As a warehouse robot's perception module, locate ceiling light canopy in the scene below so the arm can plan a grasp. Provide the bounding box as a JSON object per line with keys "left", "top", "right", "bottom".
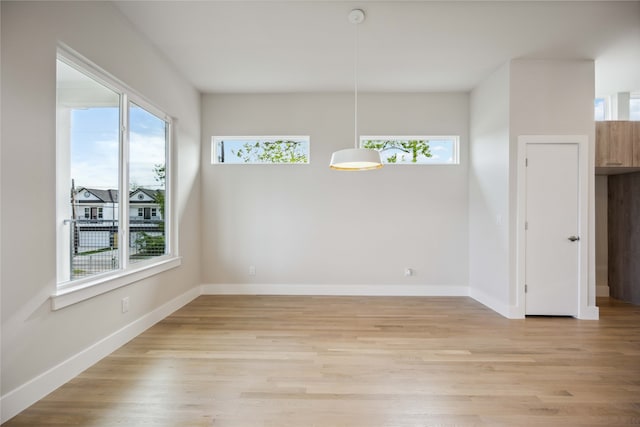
{"left": 329, "top": 9, "right": 383, "bottom": 172}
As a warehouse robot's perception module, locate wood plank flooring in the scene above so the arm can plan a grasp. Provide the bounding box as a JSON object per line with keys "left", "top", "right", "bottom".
{"left": 4, "top": 296, "right": 640, "bottom": 426}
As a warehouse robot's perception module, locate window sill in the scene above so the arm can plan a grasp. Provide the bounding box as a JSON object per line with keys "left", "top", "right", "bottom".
{"left": 51, "top": 256, "right": 182, "bottom": 310}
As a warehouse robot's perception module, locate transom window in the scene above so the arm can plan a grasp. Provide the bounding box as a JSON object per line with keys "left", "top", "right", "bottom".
{"left": 361, "top": 136, "right": 459, "bottom": 165}
{"left": 595, "top": 93, "right": 640, "bottom": 121}
{"left": 212, "top": 136, "right": 310, "bottom": 164}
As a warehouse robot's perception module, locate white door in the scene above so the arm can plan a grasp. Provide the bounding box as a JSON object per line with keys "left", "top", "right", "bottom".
{"left": 525, "top": 143, "right": 580, "bottom": 316}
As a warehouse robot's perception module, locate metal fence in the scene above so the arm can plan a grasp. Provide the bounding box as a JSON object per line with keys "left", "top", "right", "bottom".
{"left": 67, "top": 219, "right": 165, "bottom": 280}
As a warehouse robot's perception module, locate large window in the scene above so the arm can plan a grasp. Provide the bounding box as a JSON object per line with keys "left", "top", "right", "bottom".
{"left": 212, "top": 136, "right": 310, "bottom": 164}
{"left": 361, "top": 136, "right": 459, "bottom": 165}
{"left": 56, "top": 50, "right": 173, "bottom": 293}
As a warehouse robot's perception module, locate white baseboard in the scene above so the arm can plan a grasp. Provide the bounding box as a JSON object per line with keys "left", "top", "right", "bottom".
{"left": 596, "top": 285, "right": 610, "bottom": 297}
{"left": 201, "top": 283, "right": 469, "bottom": 297}
{"left": 578, "top": 305, "right": 600, "bottom": 320}
{"left": 469, "top": 287, "right": 523, "bottom": 319}
{"left": 0, "top": 286, "right": 201, "bottom": 424}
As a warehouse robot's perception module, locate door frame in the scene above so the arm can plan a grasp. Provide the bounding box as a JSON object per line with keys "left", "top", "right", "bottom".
{"left": 515, "top": 135, "right": 594, "bottom": 319}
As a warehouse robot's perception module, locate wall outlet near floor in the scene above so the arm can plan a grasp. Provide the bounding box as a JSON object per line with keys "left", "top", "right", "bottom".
{"left": 249, "top": 265, "right": 256, "bottom": 276}
{"left": 404, "top": 268, "right": 413, "bottom": 277}
{"left": 121, "top": 296, "right": 130, "bottom": 313}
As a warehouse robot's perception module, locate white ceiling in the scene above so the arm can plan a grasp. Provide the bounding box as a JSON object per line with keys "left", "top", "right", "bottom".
{"left": 114, "top": 1, "right": 640, "bottom": 97}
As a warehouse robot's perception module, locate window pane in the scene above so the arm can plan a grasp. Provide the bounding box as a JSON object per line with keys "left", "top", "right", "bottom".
{"left": 213, "top": 136, "right": 310, "bottom": 164}
{"left": 57, "top": 59, "right": 120, "bottom": 281}
{"left": 128, "top": 103, "right": 167, "bottom": 263}
{"left": 361, "top": 136, "right": 459, "bottom": 164}
{"left": 594, "top": 98, "right": 606, "bottom": 121}
{"left": 630, "top": 97, "right": 640, "bottom": 121}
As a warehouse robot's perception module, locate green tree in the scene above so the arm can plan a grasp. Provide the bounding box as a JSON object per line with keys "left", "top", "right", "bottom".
{"left": 233, "top": 140, "right": 308, "bottom": 163}
{"left": 153, "top": 164, "right": 165, "bottom": 219}
{"left": 362, "top": 139, "right": 432, "bottom": 163}
{"left": 134, "top": 232, "right": 165, "bottom": 257}
{"left": 134, "top": 163, "right": 165, "bottom": 258}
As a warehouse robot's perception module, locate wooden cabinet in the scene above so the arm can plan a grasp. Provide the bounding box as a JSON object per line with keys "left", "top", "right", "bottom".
{"left": 608, "top": 171, "right": 640, "bottom": 305}
{"left": 596, "top": 121, "right": 635, "bottom": 167}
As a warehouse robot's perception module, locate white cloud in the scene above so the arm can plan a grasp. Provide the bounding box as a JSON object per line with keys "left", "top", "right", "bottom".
{"left": 71, "top": 132, "right": 165, "bottom": 189}
{"left": 129, "top": 132, "right": 166, "bottom": 188}
{"left": 71, "top": 138, "right": 119, "bottom": 189}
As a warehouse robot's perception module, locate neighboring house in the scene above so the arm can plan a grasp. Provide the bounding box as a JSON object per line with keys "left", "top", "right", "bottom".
{"left": 129, "top": 188, "right": 163, "bottom": 222}
{"left": 72, "top": 187, "right": 164, "bottom": 253}
{"left": 74, "top": 187, "right": 163, "bottom": 222}
{"left": 74, "top": 187, "right": 119, "bottom": 222}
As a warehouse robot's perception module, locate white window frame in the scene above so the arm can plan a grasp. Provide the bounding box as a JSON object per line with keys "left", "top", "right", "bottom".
{"left": 360, "top": 135, "right": 460, "bottom": 165}
{"left": 53, "top": 46, "right": 180, "bottom": 310}
{"left": 211, "top": 136, "right": 311, "bottom": 164}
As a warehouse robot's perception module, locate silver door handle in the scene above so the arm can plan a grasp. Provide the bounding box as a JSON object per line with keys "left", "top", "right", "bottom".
{"left": 568, "top": 236, "right": 580, "bottom": 242}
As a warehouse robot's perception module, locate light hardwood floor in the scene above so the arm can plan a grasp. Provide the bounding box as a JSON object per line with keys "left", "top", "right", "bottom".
{"left": 4, "top": 296, "right": 640, "bottom": 426}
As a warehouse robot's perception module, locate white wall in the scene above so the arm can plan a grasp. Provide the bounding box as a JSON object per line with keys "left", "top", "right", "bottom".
{"left": 509, "top": 59, "right": 597, "bottom": 315}
{"left": 1, "top": 0, "right": 201, "bottom": 417}
{"left": 201, "top": 93, "right": 469, "bottom": 291}
{"left": 469, "top": 59, "right": 597, "bottom": 318}
{"left": 468, "top": 63, "right": 511, "bottom": 314}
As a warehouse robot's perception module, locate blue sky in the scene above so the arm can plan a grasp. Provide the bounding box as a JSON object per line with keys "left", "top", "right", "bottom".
{"left": 71, "top": 106, "right": 166, "bottom": 190}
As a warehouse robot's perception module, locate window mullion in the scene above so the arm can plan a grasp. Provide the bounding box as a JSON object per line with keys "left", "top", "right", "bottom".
{"left": 120, "top": 94, "right": 130, "bottom": 271}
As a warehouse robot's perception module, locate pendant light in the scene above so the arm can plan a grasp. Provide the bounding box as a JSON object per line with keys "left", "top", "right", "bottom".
{"left": 329, "top": 9, "right": 383, "bottom": 171}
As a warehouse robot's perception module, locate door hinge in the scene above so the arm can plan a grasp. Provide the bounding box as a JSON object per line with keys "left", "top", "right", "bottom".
{"left": 525, "top": 221, "right": 528, "bottom": 230}
{"left": 525, "top": 284, "right": 528, "bottom": 293}
{"left": 525, "top": 158, "right": 528, "bottom": 167}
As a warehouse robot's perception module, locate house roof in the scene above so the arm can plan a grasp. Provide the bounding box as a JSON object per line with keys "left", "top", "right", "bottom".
{"left": 130, "top": 188, "right": 164, "bottom": 200}
{"left": 76, "top": 188, "right": 164, "bottom": 203}
{"left": 76, "top": 188, "right": 118, "bottom": 203}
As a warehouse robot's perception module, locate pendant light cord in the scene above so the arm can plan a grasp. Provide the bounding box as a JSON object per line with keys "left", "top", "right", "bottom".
{"left": 354, "top": 17, "right": 359, "bottom": 149}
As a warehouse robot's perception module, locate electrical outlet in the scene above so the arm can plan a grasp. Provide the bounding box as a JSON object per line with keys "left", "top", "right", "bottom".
{"left": 404, "top": 268, "right": 413, "bottom": 277}
{"left": 249, "top": 265, "right": 256, "bottom": 276}
{"left": 121, "top": 297, "right": 130, "bottom": 313}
